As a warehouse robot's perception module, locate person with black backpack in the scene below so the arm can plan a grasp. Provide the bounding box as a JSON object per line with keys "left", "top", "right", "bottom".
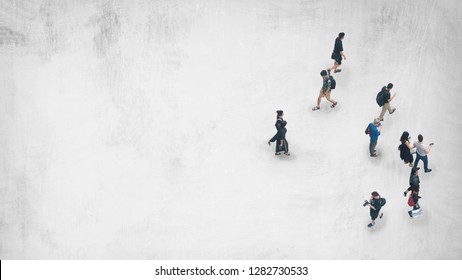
{"left": 399, "top": 131, "right": 415, "bottom": 167}
{"left": 376, "top": 83, "right": 396, "bottom": 121}
{"left": 363, "top": 191, "right": 386, "bottom": 228}
{"left": 312, "top": 70, "right": 337, "bottom": 111}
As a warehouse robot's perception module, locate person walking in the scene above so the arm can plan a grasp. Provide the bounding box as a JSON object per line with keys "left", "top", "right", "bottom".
{"left": 367, "top": 118, "right": 382, "bottom": 157}
{"left": 377, "top": 83, "right": 397, "bottom": 121}
{"left": 268, "top": 110, "right": 284, "bottom": 146}
{"left": 414, "top": 134, "right": 434, "bottom": 173}
{"left": 406, "top": 167, "right": 422, "bottom": 217}
{"left": 399, "top": 131, "right": 415, "bottom": 167}
{"left": 312, "top": 70, "right": 337, "bottom": 111}
{"left": 275, "top": 120, "right": 290, "bottom": 156}
{"left": 404, "top": 167, "right": 420, "bottom": 197}
{"left": 328, "top": 32, "right": 346, "bottom": 74}
{"left": 363, "top": 191, "right": 385, "bottom": 228}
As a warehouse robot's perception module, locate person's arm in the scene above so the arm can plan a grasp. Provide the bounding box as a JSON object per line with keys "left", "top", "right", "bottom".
{"left": 340, "top": 50, "right": 346, "bottom": 60}
{"left": 406, "top": 140, "right": 414, "bottom": 149}
{"left": 364, "top": 197, "right": 376, "bottom": 210}
{"left": 425, "top": 143, "right": 434, "bottom": 154}
{"left": 388, "top": 93, "right": 397, "bottom": 102}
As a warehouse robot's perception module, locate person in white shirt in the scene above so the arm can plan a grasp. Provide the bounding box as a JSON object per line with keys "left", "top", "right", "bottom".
{"left": 414, "top": 134, "right": 434, "bottom": 173}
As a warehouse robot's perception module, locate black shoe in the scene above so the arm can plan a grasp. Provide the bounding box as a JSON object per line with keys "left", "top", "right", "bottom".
{"left": 370, "top": 154, "right": 378, "bottom": 157}
{"left": 275, "top": 152, "right": 282, "bottom": 155}
{"left": 284, "top": 152, "right": 290, "bottom": 156}
{"left": 390, "top": 108, "right": 396, "bottom": 114}
{"left": 334, "top": 69, "right": 342, "bottom": 73}
{"left": 268, "top": 141, "right": 271, "bottom": 146}
{"left": 408, "top": 210, "right": 413, "bottom": 218}
{"left": 327, "top": 69, "right": 331, "bottom": 75}
{"left": 425, "top": 169, "right": 432, "bottom": 173}
{"left": 367, "top": 223, "right": 374, "bottom": 228}
{"left": 379, "top": 118, "right": 384, "bottom": 121}
{"left": 403, "top": 191, "right": 407, "bottom": 197}
{"left": 379, "top": 213, "right": 383, "bottom": 219}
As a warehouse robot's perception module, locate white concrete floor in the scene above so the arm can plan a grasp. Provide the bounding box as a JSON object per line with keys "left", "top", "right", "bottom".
{"left": 1, "top": 0, "right": 461, "bottom": 259}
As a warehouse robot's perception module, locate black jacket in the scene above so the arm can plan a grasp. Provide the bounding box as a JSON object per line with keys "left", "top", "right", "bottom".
{"left": 381, "top": 87, "right": 391, "bottom": 104}
{"left": 333, "top": 37, "right": 343, "bottom": 54}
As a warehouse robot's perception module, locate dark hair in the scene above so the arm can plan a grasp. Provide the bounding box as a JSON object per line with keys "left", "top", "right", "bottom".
{"left": 320, "top": 70, "right": 328, "bottom": 76}
{"left": 411, "top": 167, "right": 420, "bottom": 175}
{"left": 371, "top": 191, "right": 379, "bottom": 197}
{"left": 418, "top": 134, "right": 423, "bottom": 142}
{"left": 276, "top": 110, "right": 283, "bottom": 117}
{"left": 339, "top": 32, "right": 345, "bottom": 39}
{"left": 400, "top": 131, "right": 410, "bottom": 144}
{"left": 387, "top": 83, "right": 394, "bottom": 89}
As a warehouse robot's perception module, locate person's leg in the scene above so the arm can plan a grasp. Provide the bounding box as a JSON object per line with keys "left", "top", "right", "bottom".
{"left": 404, "top": 186, "right": 410, "bottom": 196}
{"left": 387, "top": 103, "right": 394, "bottom": 114}
{"left": 329, "top": 54, "right": 340, "bottom": 71}
{"left": 414, "top": 153, "right": 421, "bottom": 168}
{"left": 379, "top": 103, "right": 389, "bottom": 120}
{"left": 369, "top": 140, "right": 377, "bottom": 156}
{"left": 284, "top": 139, "right": 289, "bottom": 154}
{"left": 325, "top": 90, "right": 336, "bottom": 104}
{"left": 422, "top": 155, "right": 429, "bottom": 171}
{"left": 316, "top": 90, "right": 324, "bottom": 107}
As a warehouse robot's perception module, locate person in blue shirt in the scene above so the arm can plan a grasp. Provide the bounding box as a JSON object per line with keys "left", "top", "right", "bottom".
{"left": 368, "top": 118, "right": 382, "bottom": 157}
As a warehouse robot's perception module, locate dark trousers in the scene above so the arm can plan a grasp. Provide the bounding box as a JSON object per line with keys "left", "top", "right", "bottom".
{"left": 369, "top": 140, "right": 377, "bottom": 156}
{"left": 414, "top": 153, "right": 429, "bottom": 171}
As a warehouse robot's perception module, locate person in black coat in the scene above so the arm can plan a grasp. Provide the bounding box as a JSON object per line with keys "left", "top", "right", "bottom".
{"left": 399, "top": 131, "right": 415, "bottom": 167}
{"left": 268, "top": 110, "right": 284, "bottom": 145}
{"left": 328, "top": 32, "right": 347, "bottom": 73}
{"left": 404, "top": 167, "right": 420, "bottom": 197}
{"left": 364, "top": 191, "right": 383, "bottom": 228}
{"left": 275, "top": 120, "right": 289, "bottom": 156}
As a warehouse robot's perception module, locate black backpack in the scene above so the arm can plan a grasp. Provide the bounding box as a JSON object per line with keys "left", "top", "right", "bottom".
{"left": 376, "top": 91, "right": 385, "bottom": 107}
{"left": 380, "top": 197, "right": 386, "bottom": 206}
{"left": 329, "top": 76, "right": 336, "bottom": 90}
